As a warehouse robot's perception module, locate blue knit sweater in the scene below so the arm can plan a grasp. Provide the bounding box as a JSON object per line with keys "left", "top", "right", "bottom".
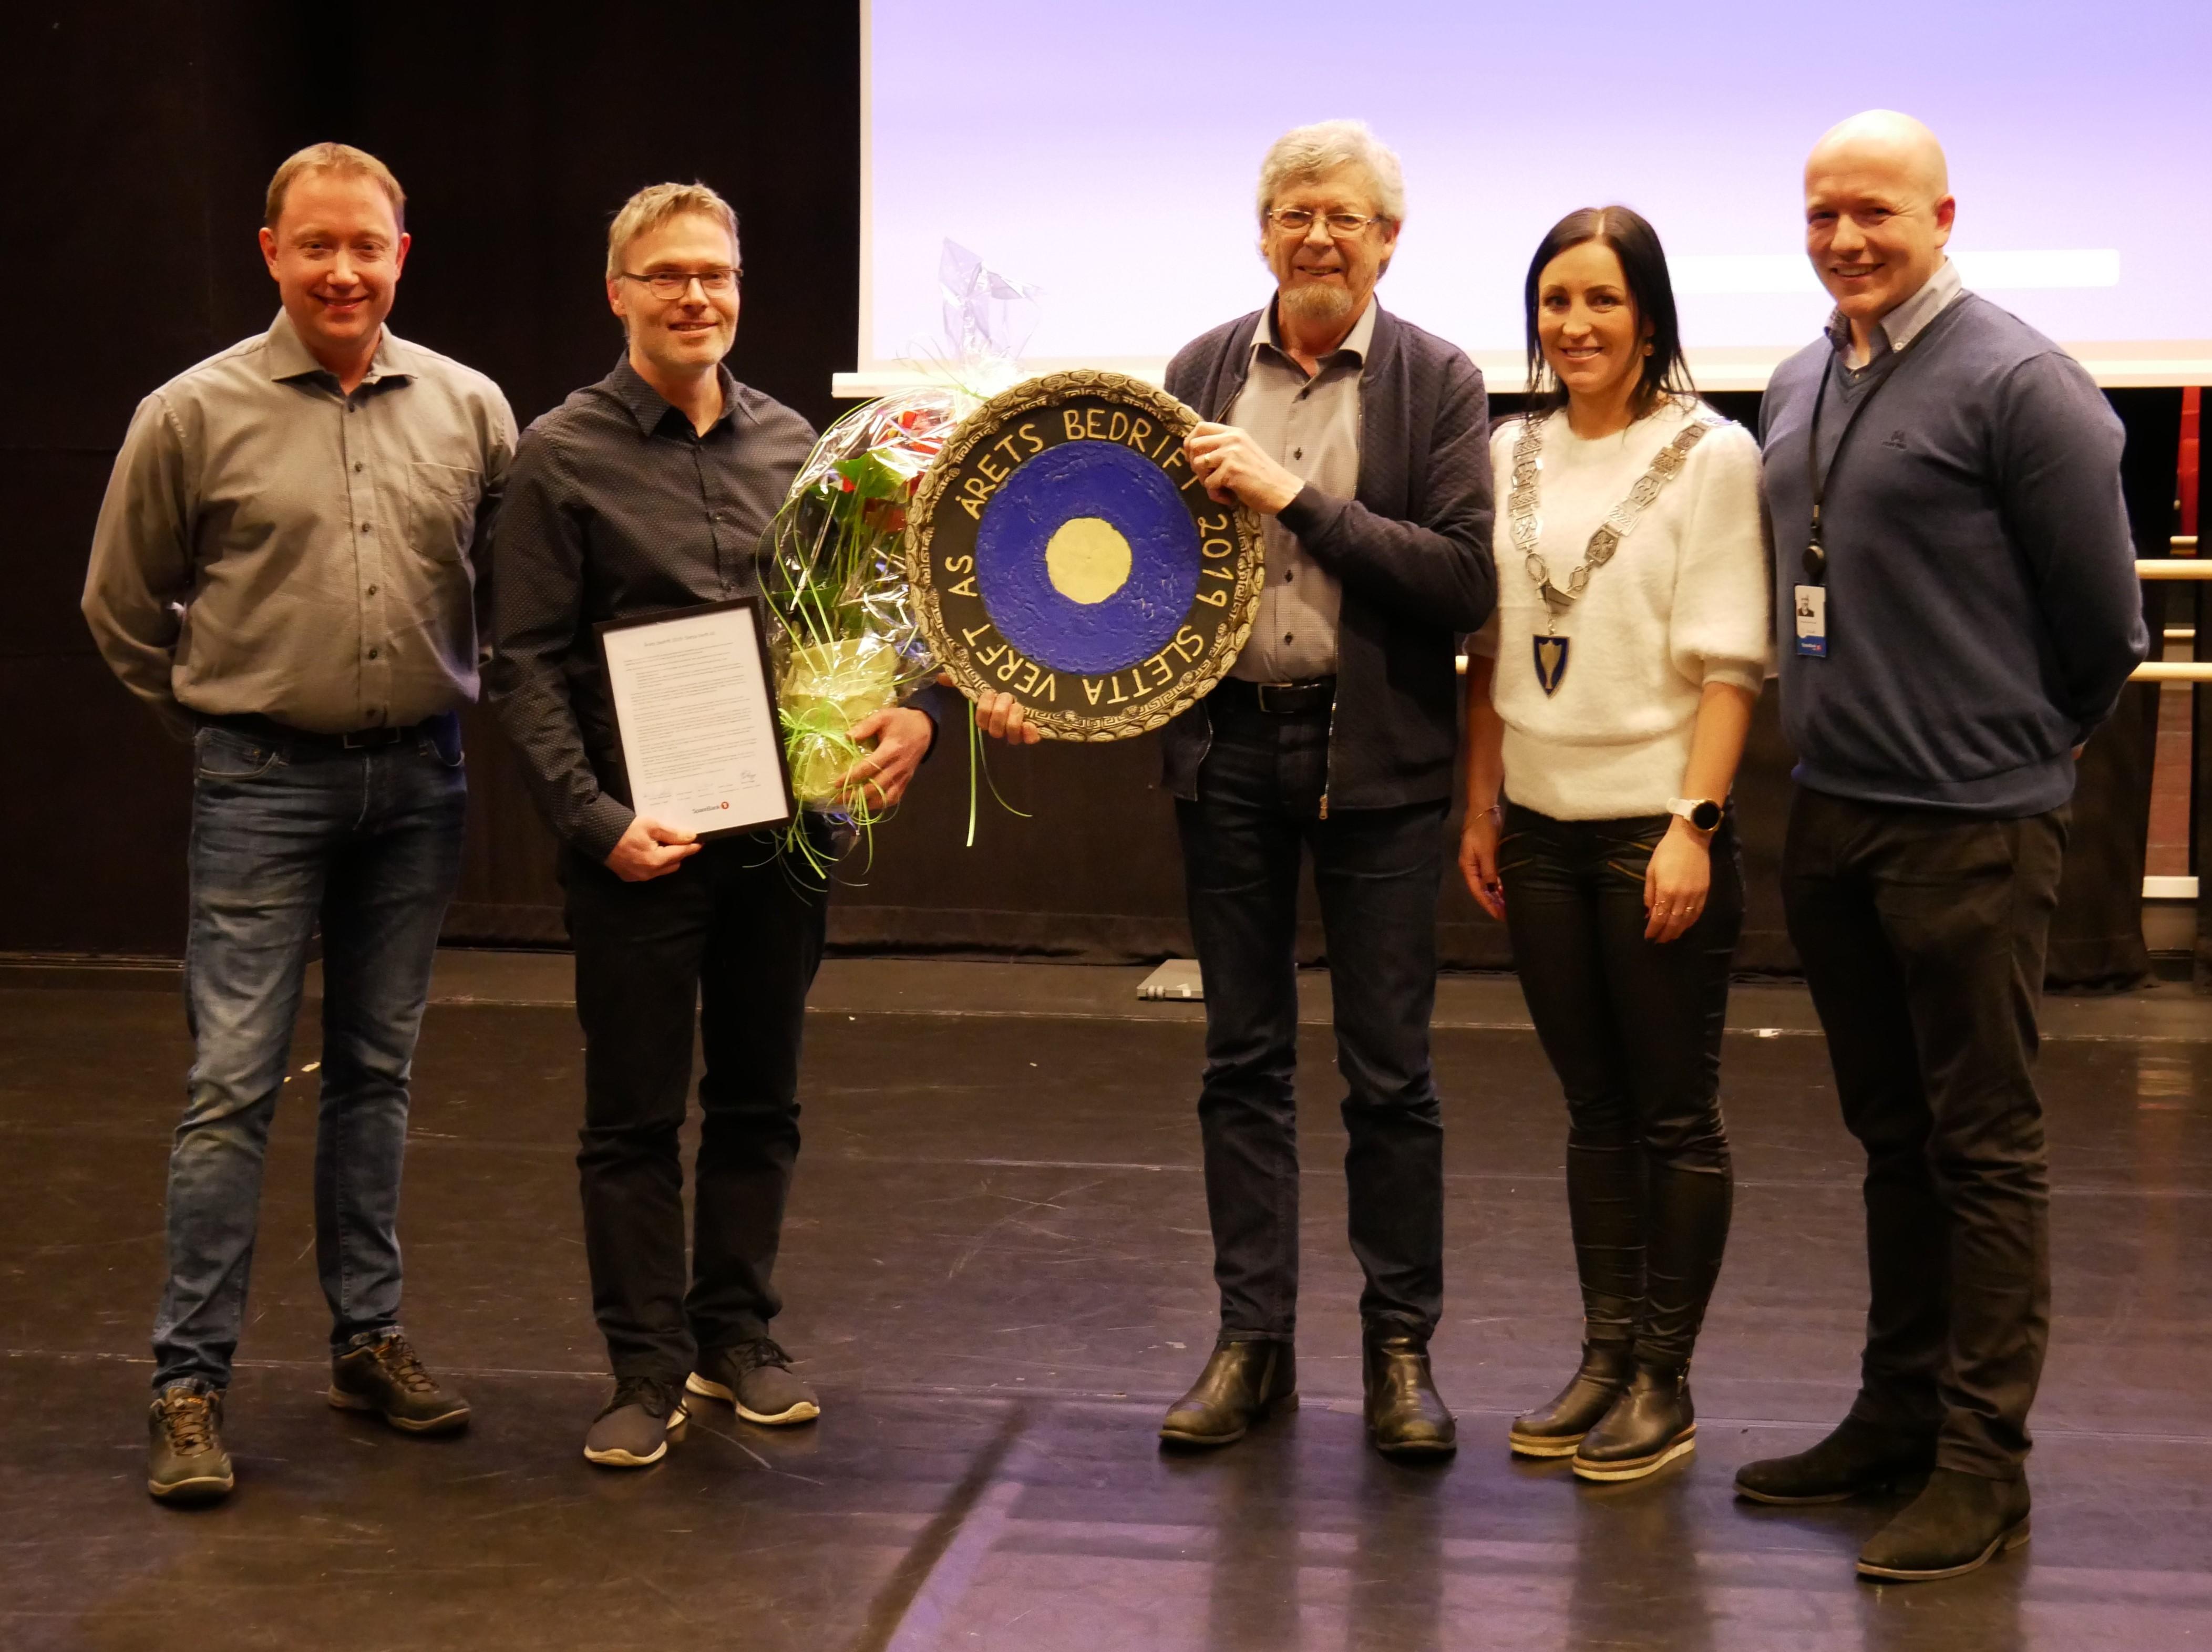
{"left": 1760, "top": 293, "right": 2148, "bottom": 816}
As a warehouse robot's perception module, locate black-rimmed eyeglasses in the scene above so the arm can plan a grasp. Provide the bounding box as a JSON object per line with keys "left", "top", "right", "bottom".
{"left": 618, "top": 267, "right": 740, "bottom": 300}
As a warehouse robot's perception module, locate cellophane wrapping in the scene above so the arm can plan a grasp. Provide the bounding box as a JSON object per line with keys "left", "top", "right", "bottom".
{"left": 757, "top": 242, "right": 1038, "bottom": 847}
{"left": 760, "top": 388, "right": 974, "bottom": 815}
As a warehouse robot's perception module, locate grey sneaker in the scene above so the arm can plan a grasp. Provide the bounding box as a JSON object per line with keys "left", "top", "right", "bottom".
{"left": 329, "top": 1329, "right": 470, "bottom": 1433}
{"left": 148, "top": 1380, "right": 234, "bottom": 1504}
{"left": 583, "top": 1375, "right": 689, "bottom": 1468}
{"left": 686, "top": 1338, "right": 820, "bottom": 1426}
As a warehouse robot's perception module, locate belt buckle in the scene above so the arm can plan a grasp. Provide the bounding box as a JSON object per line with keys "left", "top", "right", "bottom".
{"left": 1254, "top": 682, "right": 1291, "bottom": 714}
{"left": 341, "top": 727, "right": 399, "bottom": 750}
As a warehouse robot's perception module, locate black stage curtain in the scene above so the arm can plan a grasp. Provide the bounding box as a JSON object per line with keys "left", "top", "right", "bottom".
{"left": 0, "top": 5, "right": 2177, "bottom": 989}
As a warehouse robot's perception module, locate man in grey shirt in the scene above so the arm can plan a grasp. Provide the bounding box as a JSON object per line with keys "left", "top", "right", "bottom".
{"left": 83, "top": 142, "right": 516, "bottom": 1505}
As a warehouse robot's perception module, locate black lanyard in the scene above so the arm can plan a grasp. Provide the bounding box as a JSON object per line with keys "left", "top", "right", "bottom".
{"left": 1802, "top": 350, "right": 1904, "bottom": 584}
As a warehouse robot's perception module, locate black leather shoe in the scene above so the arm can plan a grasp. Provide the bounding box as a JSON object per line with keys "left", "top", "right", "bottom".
{"left": 1159, "top": 1339, "right": 1296, "bottom": 1448}
{"left": 1509, "top": 1343, "right": 1634, "bottom": 1458}
{"left": 1363, "top": 1334, "right": 1456, "bottom": 1459}
{"left": 1571, "top": 1362, "right": 1694, "bottom": 1481}
{"left": 1735, "top": 1416, "right": 1938, "bottom": 1505}
{"left": 1856, "top": 1468, "right": 2031, "bottom": 1582}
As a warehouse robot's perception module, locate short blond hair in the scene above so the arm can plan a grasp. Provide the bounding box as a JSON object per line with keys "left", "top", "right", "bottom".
{"left": 264, "top": 142, "right": 406, "bottom": 231}
{"left": 1256, "top": 120, "right": 1405, "bottom": 225}
{"left": 606, "top": 182, "right": 742, "bottom": 278}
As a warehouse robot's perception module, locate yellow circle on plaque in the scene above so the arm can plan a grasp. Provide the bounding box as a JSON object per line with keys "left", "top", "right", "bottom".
{"left": 1045, "top": 517, "right": 1133, "bottom": 605}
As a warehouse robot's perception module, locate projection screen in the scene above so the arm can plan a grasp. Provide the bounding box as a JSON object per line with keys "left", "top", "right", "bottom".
{"left": 849, "top": 0, "right": 2211, "bottom": 396}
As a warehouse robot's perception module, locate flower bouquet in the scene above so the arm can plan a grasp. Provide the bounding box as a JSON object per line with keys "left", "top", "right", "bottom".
{"left": 757, "top": 243, "right": 1040, "bottom": 868}
{"left": 760, "top": 387, "right": 971, "bottom": 860}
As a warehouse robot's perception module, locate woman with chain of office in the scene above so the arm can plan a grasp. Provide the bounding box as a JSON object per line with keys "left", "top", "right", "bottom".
{"left": 1459, "top": 204, "right": 1772, "bottom": 1482}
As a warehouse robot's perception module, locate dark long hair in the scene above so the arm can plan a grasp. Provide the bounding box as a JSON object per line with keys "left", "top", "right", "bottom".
{"left": 1522, "top": 205, "right": 1695, "bottom": 419}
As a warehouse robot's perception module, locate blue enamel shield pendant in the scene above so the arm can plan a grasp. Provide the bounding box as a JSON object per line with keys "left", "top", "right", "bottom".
{"left": 1532, "top": 634, "right": 1570, "bottom": 696}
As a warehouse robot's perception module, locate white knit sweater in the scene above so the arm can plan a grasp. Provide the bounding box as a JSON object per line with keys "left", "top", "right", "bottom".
{"left": 1472, "top": 399, "right": 1771, "bottom": 821}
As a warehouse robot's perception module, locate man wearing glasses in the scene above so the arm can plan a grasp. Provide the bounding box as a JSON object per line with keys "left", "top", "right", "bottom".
{"left": 487, "top": 182, "right": 942, "bottom": 1467}
{"left": 1147, "top": 120, "right": 1496, "bottom": 1458}
{"left": 84, "top": 142, "right": 515, "bottom": 1503}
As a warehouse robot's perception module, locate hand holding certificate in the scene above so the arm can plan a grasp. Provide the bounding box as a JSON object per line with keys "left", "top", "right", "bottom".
{"left": 598, "top": 598, "right": 795, "bottom": 842}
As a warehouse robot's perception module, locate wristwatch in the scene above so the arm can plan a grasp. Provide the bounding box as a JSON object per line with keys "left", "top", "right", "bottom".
{"left": 1668, "top": 797, "right": 1723, "bottom": 833}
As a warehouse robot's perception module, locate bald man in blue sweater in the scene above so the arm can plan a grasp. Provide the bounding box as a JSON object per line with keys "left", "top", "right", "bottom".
{"left": 1736, "top": 111, "right": 2148, "bottom": 1583}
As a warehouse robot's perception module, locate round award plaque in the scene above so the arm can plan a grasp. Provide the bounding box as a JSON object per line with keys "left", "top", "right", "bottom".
{"left": 907, "top": 370, "right": 1264, "bottom": 740}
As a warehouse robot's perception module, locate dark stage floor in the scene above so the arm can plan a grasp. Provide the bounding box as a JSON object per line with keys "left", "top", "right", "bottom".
{"left": 4, "top": 957, "right": 2210, "bottom": 1650}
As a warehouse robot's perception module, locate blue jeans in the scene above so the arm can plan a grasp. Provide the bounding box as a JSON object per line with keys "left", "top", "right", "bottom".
{"left": 151, "top": 721, "right": 466, "bottom": 1390}
{"left": 1175, "top": 691, "right": 1449, "bottom": 1341}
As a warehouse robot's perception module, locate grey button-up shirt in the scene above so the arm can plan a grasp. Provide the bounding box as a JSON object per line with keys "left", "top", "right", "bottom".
{"left": 1223, "top": 298, "right": 1375, "bottom": 682}
{"left": 83, "top": 311, "right": 517, "bottom": 737}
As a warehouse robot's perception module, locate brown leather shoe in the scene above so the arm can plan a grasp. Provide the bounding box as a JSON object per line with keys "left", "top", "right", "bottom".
{"left": 1364, "top": 1333, "right": 1457, "bottom": 1459}
{"left": 1159, "top": 1339, "right": 1297, "bottom": 1448}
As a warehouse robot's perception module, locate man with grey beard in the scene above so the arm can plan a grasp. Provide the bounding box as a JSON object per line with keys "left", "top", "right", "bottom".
{"left": 1144, "top": 119, "right": 1495, "bottom": 1459}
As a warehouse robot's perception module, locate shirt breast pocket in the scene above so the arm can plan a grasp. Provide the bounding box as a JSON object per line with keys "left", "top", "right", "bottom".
{"left": 409, "top": 461, "right": 483, "bottom": 561}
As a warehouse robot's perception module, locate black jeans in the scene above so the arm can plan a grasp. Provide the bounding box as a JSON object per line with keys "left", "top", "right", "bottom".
{"left": 1175, "top": 692, "right": 1449, "bottom": 1341}
{"left": 561, "top": 834, "right": 828, "bottom": 1383}
{"left": 1498, "top": 803, "right": 1740, "bottom": 1367}
{"left": 1782, "top": 787, "right": 2068, "bottom": 1479}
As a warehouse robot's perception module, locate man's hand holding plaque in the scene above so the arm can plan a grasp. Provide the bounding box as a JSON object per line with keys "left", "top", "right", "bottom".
{"left": 1185, "top": 422, "right": 1305, "bottom": 515}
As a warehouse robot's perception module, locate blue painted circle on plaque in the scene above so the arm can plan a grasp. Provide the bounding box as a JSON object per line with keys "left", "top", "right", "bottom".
{"left": 974, "top": 441, "right": 1202, "bottom": 675}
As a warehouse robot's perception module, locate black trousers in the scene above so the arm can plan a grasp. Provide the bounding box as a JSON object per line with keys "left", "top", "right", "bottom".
{"left": 1175, "top": 693, "right": 1449, "bottom": 1341}
{"left": 1498, "top": 803, "right": 1739, "bottom": 1367}
{"left": 562, "top": 835, "right": 828, "bottom": 1382}
{"left": 1781, "top": 787, "right": 2068, "bottom": 1479}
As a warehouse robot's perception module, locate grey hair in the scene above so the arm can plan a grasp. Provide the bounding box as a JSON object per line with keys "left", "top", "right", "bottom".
{"left": 1254, "top": 120, "right": 1406, "bottom": 224}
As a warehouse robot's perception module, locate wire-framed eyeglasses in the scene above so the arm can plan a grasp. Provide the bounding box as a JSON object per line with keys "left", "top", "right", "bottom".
{"left": 1264, "top": 208, "right": 1384, "bottom": 238}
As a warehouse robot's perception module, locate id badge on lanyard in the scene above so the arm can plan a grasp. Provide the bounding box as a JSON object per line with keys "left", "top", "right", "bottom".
{"left": 1799, "top": 347, "right": 1908, "bottom": 663}
{"left": 1793, "top": 585, "right": 1827, "bottom": 657}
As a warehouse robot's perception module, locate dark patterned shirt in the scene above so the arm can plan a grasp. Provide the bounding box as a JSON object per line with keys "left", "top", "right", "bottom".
{"left": 485, "top": 356, "right": 819, "bottom": 860}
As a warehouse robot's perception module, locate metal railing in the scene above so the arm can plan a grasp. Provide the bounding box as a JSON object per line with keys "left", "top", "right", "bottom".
{"left": 2137, "top": 550, "right": 2210, "bottom": 683}
{"left": 2141, "top": 541, "right": 2204, "bottom": 920}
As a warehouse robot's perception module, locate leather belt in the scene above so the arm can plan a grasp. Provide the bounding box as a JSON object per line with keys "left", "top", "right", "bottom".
{"left": 201, "top": 711, "right": 456, "bottom": 758}
{"left": 1216, "top": 676, "right": 1336, "bottom": 717}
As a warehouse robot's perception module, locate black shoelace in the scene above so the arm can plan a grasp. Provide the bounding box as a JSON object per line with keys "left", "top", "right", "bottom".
{"left": 736, "top": 1338, "right": 793, "bottom": 1374}
{"left": 608, "top": 1374, "right": 683, "bottom": 1420}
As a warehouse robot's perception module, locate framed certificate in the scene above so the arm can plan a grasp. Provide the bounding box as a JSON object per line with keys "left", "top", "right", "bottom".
{"left": 596, "top": 597, "right": 794, "bottom": 840}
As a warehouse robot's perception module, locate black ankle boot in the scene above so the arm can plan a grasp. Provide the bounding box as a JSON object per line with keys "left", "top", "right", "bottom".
{"left": 1509, "top": 1343, "right": 1635, "bottom": 1458}
{"left": 1363, "top": 1332, "right": 1456, "bottom": 1459}
{"left": 1159, "top": 1339, "right": 1295, "bottom": 1448}
{"left": 1856, "top": 1468, "right": 2031, "bottom": 1582}
{"left": 1734, "top": 1416, "right": 1938, "bottom": 1505}
{"left": 1571, "top": 1362, "right": 1694, "bottom": 1481}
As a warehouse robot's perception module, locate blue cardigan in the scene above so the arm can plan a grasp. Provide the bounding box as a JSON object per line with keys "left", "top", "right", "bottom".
{"left": 1160, "top": 303, "right": 1496, "bottom": 809}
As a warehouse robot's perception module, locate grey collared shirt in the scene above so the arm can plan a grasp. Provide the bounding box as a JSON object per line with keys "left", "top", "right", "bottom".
{"left": 1223, "top": 298, "right": 1376, "bottom": 682}
{"left": 1825, "top": 257, "right": 1964, "bottom": 377}
{"left": 83, "top": 311, "right": 517, "bottom": 737}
